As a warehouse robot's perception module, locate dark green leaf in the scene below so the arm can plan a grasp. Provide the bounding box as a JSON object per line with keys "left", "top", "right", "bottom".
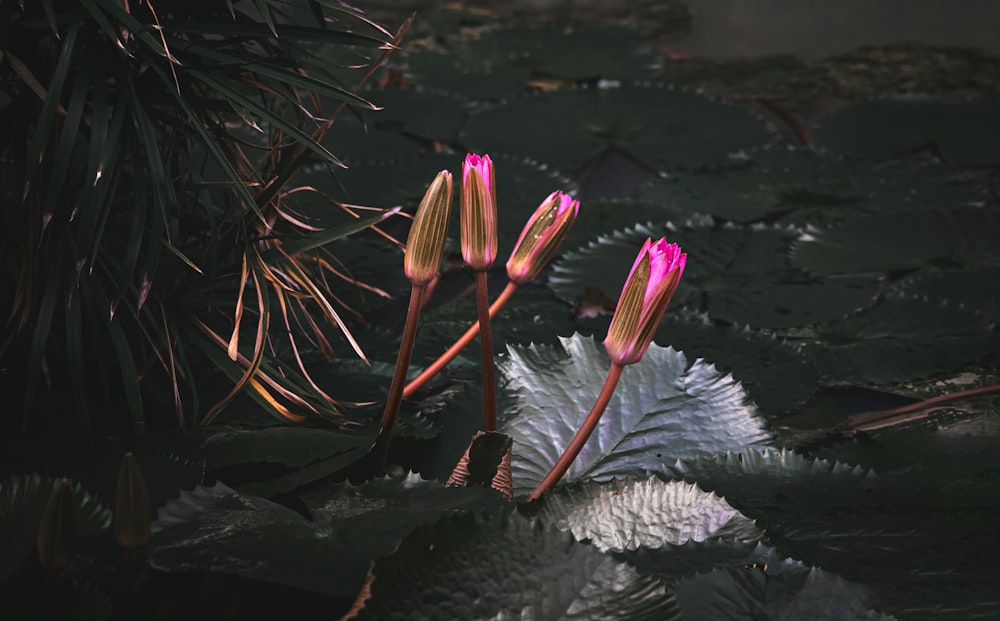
{"left": 800, "top": 295, "right": 1000, "bottom": 386}
{"left": 350, "top": 512, "right": 682, "bottom": 620}
{"left": 791, "top": 208, "right": 1000, "bottom": 274}
{"left": 461, "top": 85, "right": 775, "bottom": 173}
{"left": 811, "top": 98, "right": 1000, "bottom": 166}
{"left": 149, "top": 474, "right": 505, "bottom": 598}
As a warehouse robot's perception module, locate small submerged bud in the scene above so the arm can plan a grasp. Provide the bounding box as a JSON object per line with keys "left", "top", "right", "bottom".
{"left": 37, "top": 479, "right": 76, "bottom": 572}
{"left": 114, "top": 452, "right": 151, "bottom": 549}
{"left": 506, "top": 191, "right": 579, "bottom": 285}
{"left": 460, "top": 153, "right": 498, "bottom": 270}
{"left": 404, "top": 170, "right": 454, "bottom": 285}
{"left": 604, "top": 238, "right": 686, "bottom": 366}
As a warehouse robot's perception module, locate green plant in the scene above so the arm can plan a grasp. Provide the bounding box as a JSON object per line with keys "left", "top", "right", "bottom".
{"left": 0, "top": 0, "right": 408, "bottom": 433}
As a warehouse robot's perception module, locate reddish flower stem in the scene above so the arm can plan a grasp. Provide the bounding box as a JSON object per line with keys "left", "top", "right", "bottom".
{"left": 845, "top": 384, "right": 1000, "bottom": 431}
{"left": 402, "top": 281, "right": 517, "bottom": 400}
{"left": 372, "top": 283, "right": 426, "bottom": 473}
{"left": 476, "top": 270, "right": 498, "bottom": 432}
{"left": 527, "top": 362, "right": 625, "bottom": 502}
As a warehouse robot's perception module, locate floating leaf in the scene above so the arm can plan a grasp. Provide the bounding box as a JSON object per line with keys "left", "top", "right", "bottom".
{"left": 791, "top": 207, "right": 1000, "bottom": 275}
{"left": 531, "top": 478, "right": 761, "bottom": 553}
{"left": 640, "top": 147, "right": 984, "bottom": 224}
{"left": 149, "top": 474, "right": 505, "bottom": 598}
{"left": 400, "top": 23, "right": 662, "bottom": 99}
{"left": 551, "top": 222, "right": 882, "bottom": 328}
{"left": 892, "top": 266, "right": 1000, "bottom": 321}
{"left": 348, "top": 512, "right": 682, "bottom": 620}
{"left": 674, "top": 564, "right": 897, "bottom": 620}
{"left": 811, "top": 97, "right": 1000, "bottom": 166}
{"left": 499, "top": 334, "right": 771, "bottom": 496}
{"left": 461, "top": 85, "right": 775, "bottom": 173}
{"left": 800, "top": 296, "right": 1000, "bottom": 386}
{"left": 656, "top": 313, "right": 820, "bottom": 415}
{"left": 664, "top": 448, "right": 877, "bottom": 523}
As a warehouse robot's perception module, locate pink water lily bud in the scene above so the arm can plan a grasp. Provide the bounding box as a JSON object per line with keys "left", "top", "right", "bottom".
{"left": 460, "top": 153, "right": 498, "bottom": 270}
{"left": 404, "top": 170, "right": 454, "bottom": 285}
{"left": 506, "top": 191, "right": 580, "bottom": 284}
{"left": 604, "top": 238, "right": 686, "bottom": 366}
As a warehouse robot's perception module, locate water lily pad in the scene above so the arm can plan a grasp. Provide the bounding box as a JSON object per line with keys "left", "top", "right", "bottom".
{"left": 461, "top": 85, "right": 776, "bottom": 174}
{"left": 640, "top": 147, "right": 985, "bottom": 224}
{"left": 550, "top": 221, "right": 882, "bottom": 329}
{"left": 664, "top": 448, "right": 877, "bottom": 522}
{"left": 499, "top": 334, "right": 772, "bottom": 497}
{"left": 790, "top": 207, "right": 1000, "bottom": 275}
{"left": 674, "top": 564, "right": 896, "bottom": 620}
{"left": 348, "top": 512, "right": 682, "bottom": 620}
{"left": 892, "top": 266, "right": 1000, "bottom": 321}
{"left": 811, "top": 97, "right": 1000, "bottom": 166}
{"left": 400, "top": 23, "right": 661, "bottom": 99}
{"left": 800, "top": 295, "right": 1000, "bottom": 386}
{"left": 532, "top": 478, "right": 761, "bottom": 553}
{"left": 149, "top": 473, "right": 505, "bottom": 598}
{"left": 656, "top": 313, "right": 821, "bottom": 415}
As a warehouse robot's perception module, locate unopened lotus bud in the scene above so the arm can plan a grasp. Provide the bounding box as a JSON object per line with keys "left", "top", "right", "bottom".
{"left": 114, "top": 452, "right": 151, "bottom": 549}
{"left": 460, "top": 153, "right": 498, "bottom": 270}
{"left": 37, "top": 478, "right": 76, "bottom": 572}
{"left": 605, "top": 238, "right": 686, "bottom": 366}
{"left": 404, "top": 170, "right": 454, "bottom": 285}
{"left": 506, "top": 191, "right": 579, "bottom": 284}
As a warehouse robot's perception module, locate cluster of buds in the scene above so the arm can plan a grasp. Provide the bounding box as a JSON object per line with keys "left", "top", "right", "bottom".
{"left": 390, "top": 152, "right": 687, "bottom": 496}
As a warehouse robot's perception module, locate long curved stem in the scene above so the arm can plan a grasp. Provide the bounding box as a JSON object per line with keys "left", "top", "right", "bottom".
{"left": 371, "top": 283, "right": 425, "bottom": 473}
{"left": 402, "top": 281, "right": 517, "bottom": 399}
{"left": 845, "top": 383, "right": 1000, "bottom": 431}
{"left": 527, "top": 362, "right": 625, "bottom": 502}
{"left": 476, "top": 270, "right": 498, "bottom": 432}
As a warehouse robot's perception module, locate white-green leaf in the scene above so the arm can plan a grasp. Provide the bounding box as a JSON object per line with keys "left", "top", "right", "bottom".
{"left": 498, "top": 334, "right": 772, "bottom": 496}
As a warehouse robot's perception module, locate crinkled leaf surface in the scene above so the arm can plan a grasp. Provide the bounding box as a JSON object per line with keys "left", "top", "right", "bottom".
{"left": 791, "top": 207, "right": 1000, "bottom": 274}
{"left": 801, "top": 295, "right": 1000, "bottom": 386}
{"left": 578, "top": 310, "right": 820, "bottom": 415}
{"left": 531, "top": 478, "right": 761, "bottom": 553}
{"left": 0, "top": 474, "right": 111, "bottom": 581}
{"left": 499, "top": 334, "right": 772, "bottom": 496}
{"left": 461, "top": 85, "right": 775, "bottom": 173}
{"left": 811, "top": 98, "right": 1000, "bottom": 166}
{"left": 153, "top": 425, "right": 373, "bottom": 471}
{"left": 640, "top": 147, "right": 984, "bottom": 224}
{"left": 149, "top": 473, "right": 505, "bottom": 598}
{"left": 664, "top": 448, "right": 878, "bottom": 523}
{"left": 657, "top": 313, "right": 820, "bottom": 415}
{"left": 349, "top": 512, "right": 681, "bottom": 621}
{"left": 550, "top": 221, "right": 882, "bottom": 328}
{"left": 674, "top": 563, "right": 897, "bottom": 621}
{"left": 770, "top": 507, "right": 1000, "bottom": 619}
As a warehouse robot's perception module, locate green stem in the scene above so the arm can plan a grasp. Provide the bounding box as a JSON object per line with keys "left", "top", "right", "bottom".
{"left": 527, "top": 362, "right": 625, "bottom": 502}
{"left": 372, "top": 283, "right": 425, "bottom": 473}
{"left": 475, "top": 270, "right": 498, "bottom": 432}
